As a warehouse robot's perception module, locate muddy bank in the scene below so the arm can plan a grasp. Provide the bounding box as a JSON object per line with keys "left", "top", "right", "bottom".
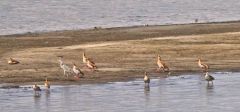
{"left": 0, "top": 22, "right": 240, "bottom": 85}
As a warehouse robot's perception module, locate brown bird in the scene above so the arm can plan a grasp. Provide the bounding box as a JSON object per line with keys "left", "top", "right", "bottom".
{"left": 82, "top": 52, "right": 88, "bottom": 64}
{"left": 45, "top": 78, "right": 50, "bottom": 89}
{"left": 198, "top": 58, "right": 209, "bottom": 72}
{"left": 156, "top": 55, "right": 169, "bottom": 72}
{"left": 144, "top": 72, "right": 150, "bottom": 86}
{"left": 8, "top": 58, "right": 19, "bottom": 64}
{"left": 85, "top": 58, "right": 97, "bottom": 72}
{"left": 205, "top": 72, "right": 214, "bottom": 85}
{"left": 72, "top": 62, "right": 84, "bottom": 78}
{"left": 33, "top": 85, "right": 41, "bottom": 94}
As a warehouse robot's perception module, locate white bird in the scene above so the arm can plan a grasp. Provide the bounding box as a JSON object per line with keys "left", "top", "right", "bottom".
{"left": 72, "top": 62, "right": 84, "bottom": 78}
{"left": 58, "top": 59, "right": 74, "bottom": 80}
{"left": 144, "top": 72, "right": 150, "bottom": 86}
{"left": 205, "top": 72, "right": 214, "bottom": 85}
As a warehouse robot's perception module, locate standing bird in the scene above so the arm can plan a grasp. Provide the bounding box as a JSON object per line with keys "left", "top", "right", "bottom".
{"left": 156, "top": 55, "right": 169, "bottom": 72}
{"left": 85, "top": 58, "right": 97, "bottom": 72}
{"left": 72, "top": 62, "right": 84, "bottom": 78}
{"left": 8, "top": 58, "right": 19, "bottom": 64}
{"left": 45, "top": 78, "right": 50, "bottom": 89}
{"left": 198, "top": 58, "right": 209, "bottom": 72}
{"left": 144, "top": 72, "right": 150, "bottom": 86}
{"left": 205, "top": 72, "right": 214, "bottom": 85}
{"left": 33, "top": 85, "right": 41, "bottom": 94}
{"left": 58, "top": 59, "right": 74, "bottom": 80}
{"left": 82, "top": 52, "right": 88, "bottom": 64}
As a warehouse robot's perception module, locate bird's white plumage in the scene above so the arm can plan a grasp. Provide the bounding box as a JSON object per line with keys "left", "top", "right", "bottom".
{"left": 58, "top": 59, "right": 73, "bottom": 80}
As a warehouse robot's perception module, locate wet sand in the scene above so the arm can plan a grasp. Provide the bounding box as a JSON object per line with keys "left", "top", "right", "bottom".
{"left": 0, "top": 22, "right": 240, "bottom": 85}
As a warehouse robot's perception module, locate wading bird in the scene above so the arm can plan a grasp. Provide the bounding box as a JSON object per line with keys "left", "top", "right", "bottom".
{"left": 8, "top": 58, "right": 19, "bottom": 64}
{"left": 198, "top": 58, "right": 209, "bottom": 72}
{"left": 72, "top": 62, "right": 84, "bottom": 78}
{"left": 205, "top": 72, "right": 214, "bottom": 85}
{"left": 58, "top": 59, "right": 74, "bottom": 80}
{"left": 144, "top": 72, "right": 150, "bottom": 86}
{"left": 156, "top": 55, "right": 169, "bottom": 72}
{"left": 45, "top": 78, "right": 50, "bottom": 89}
{"left": 84, "top": 58, "right": 97, "bottom": 72}
{"left": 33, "top": 85, "right": 41, "bottom": 94}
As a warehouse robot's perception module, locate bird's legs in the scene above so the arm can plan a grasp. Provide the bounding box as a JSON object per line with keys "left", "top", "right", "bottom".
{"left": 156, "top": 68, "right": 160, "bottom": 72}
{"left": 83, "top": 65, "right": 89, "bottom": 69}
{"left": 162, "top": 68, "right": 165, "bottom": 72}
{"left": 60, "top": 70, "right": 66, "bottom": 80}
{"left": 74, "top": 74, "right": 80, "bottom": 78}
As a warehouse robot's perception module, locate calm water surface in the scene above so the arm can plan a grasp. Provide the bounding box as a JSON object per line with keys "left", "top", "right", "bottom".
{"left": 1, "top": 0, "right": 240, "bottom": 35}
{"left": 1, "top": 72, "right": 240, "bottom": 112}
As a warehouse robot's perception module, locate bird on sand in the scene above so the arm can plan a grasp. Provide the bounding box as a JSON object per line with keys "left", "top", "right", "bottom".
{"left": 72, "top": 62, "right": 84, "bottom": 78}
{"left": 58, "top": 58, "right": 74, "bottom": 80}
{"left": 82, "top": 52, "right": 88, "bottom": 64}
{"left": 144, "top": 72, "right": 150, "bottom": 86}
{"left": 205, "top": 72, "right": 214, "bottom": 85}
{"left": 45, "top": 78, "right": 50, "bottom": 89}
{"left": 8, "top": 58, "right": 19, "bottom": 64}
{"left": 198, "top": 58, "right": 209, "bottom": 72}
{"left": 33, "top": 85, "right": 41, "bottom": 94}
{"left": 84, "top": 58, "right": 97, "bottom": 72}
{"left": 156, "top": 55, "right": 169, "bottom": 72}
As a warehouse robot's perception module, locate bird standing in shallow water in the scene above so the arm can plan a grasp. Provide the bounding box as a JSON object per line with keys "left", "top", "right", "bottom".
{"left": 33, "top": 85, "right": 41, "bottom": 94}
{"left": 72, "top": 62, "right": 84, "bottom": 78}
{"left": 156, "top": 55, "right": 169, "bottom": 72}
{"left": 198, "top": 58, "right": 209, "bottom": 72}
{"left": 205, "top": 72, "right": 214, "bottom": 85}
{"left": 45, "top": 78, "right": 50, "bottom": 89}
{"left": 8, "top": 58, "right": 19, "bottom": 64}
{"left": 144, "top": 72, "right": 150, "bottom": 86}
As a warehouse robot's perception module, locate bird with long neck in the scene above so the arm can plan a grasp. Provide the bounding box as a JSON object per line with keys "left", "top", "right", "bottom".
{"left": 45, "top": 78, "right": 50, "bottom": 89}
{"left": 205, "top": 72, "right": 214, "bottom": 85}
{"left": 58, "top": 59, "right": 73, "bottom": 80}
{"left": 198, "top": 58, "right": 209, "bottom": 72}
{"left": 72, "top": 62, "right": 84, "bottom": 78}
{"left": 144, "top": 72, "right": 150, "bottom": 86}
{"left": 8, "top": 58, "right": 19, "bottom": 64}
{"left": 156, "top": 55, "right": 169, "bottom": 72}
{"left": 85, "top": 58, "right": 97, "bottom": 72}
{"left": 33, "top": 85, "right": 41, "bottom": 94}
{"left": 82, "top": 51, "right": 88, "bottom": 64}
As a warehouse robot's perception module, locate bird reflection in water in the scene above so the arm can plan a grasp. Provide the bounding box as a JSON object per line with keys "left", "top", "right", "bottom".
{"left": 144, "top": 86, "right": 150, "bottom": 104}
{"left": 205, "top": 84, "right": 214, "bottom": 91}
{"left": 45, "top": 89, "right": 50, "bottom": 96}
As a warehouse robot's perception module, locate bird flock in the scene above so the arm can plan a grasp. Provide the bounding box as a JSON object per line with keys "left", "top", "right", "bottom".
{"left": 144, "top": 56, "right": 214, "bottom": 87}
{"left": 8, "top": 53, "right": 214, "bottom": 94}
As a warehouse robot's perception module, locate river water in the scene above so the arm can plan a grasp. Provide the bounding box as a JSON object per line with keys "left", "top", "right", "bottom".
{"left": 1, "top": 0, "right": 240, "bottom": 35}
{"left": 1, "top": 72, "right": 240, "bottom": 112}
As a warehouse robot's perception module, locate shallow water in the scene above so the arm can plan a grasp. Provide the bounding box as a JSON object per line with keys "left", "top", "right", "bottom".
{"left": 1, "top": 72, "right": 240, "bottom": 111}
{"left": 1, "top": 0, "right": 240, "bottom": 35}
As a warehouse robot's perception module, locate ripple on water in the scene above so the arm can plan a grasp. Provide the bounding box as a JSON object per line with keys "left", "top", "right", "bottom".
{"left": 1, "top": 72, "right": 240, "bottom": 111}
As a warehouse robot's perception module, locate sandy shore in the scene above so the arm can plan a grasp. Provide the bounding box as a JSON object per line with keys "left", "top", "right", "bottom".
{"left": 0, "top": 22, "right": 240, "bottom": 86}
